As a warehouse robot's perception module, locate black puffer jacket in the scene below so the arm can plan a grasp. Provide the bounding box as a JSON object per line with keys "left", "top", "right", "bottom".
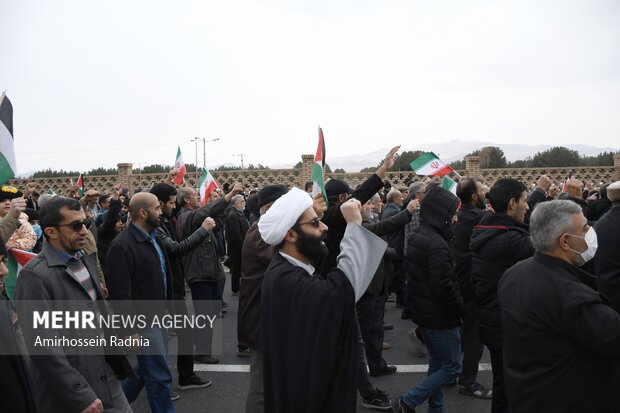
{"left": 408, "top": 186, "right": 464, "bottom": 329}
{"left": 452, "top": 203, "right": 487, "bottom": 303}
{"left": 470, "top": 213, "right": 534, "bottom": 347}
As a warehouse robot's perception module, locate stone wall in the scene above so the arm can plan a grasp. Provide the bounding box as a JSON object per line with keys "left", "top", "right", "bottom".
{"left": 8, "top": 154, "right": 620, "bottom": 195}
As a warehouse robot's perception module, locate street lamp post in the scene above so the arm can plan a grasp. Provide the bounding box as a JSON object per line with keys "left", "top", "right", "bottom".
{"left": 201, "top": 138, "right": 220, "bottom": 168}
{"left": 191, "top": 137, "right": 199, "bottom": 184}
{"left": 234, "top": 153, "right": 246, "bottom": 186}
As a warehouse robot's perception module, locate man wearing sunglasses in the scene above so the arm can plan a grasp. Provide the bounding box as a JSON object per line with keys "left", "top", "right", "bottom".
{"left": 15, "top": 196, "right": 132, "bottom": 413}
{"left": 259, "top": 188, "right": 387, "bottom": 413}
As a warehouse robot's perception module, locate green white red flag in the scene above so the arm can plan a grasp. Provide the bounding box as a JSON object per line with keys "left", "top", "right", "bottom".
{"left": 311, "top": 126, "right": 328, "bottom": 205}
{"left": 173, "top": 146, "right": 186, "bottom": 185}
{"left": 75, "top": 174, "right": 84, "bottom": 197}
{"left": 4, "top": 249, "right": 38, "bottom": 300}
{"left": 442, "top": 176, "right": 458, "bottom": 195}
{"left": 198, "top": 167, "right": 218, "bottom": 206}
{"left": 410, "top": 152, "right": 454, "bottom": 176}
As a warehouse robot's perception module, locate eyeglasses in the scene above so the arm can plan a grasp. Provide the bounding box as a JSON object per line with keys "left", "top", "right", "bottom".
{"left": 56, "top": 220, "right": 91, "bottom": 232}
{"left": 297, "top": 217, "right": 322, "bottom": 228}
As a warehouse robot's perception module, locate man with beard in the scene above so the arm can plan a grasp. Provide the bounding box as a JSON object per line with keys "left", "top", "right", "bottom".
{"left": 106, "top": 192, "right": 175, "bottom": 413}
{"left": 452, "top": 177, "right": 492, "bottom": 399}
{"left": 470, "top": 178, "right": 535, "bottom": 413}
{"left": 259, "top": 189, "right": 387, "bottom": 413}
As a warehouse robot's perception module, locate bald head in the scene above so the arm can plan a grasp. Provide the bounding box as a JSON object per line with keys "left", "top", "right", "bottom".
{"left": 129, "top": 192, "right": 158, "bottom": 216}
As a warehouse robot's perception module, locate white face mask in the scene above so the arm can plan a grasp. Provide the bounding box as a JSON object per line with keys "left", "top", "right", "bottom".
{"left": 566, "top": 227, "right": 598, "bottom": 266}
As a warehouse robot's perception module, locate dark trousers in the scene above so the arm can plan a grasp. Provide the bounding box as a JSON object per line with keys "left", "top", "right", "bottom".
{"left": 175, "top": 299, "right": 195, "bottom": 381}
{"left": 357, "top": 293, "right": 387, "bottom": 372}
{"left": 230, "top": 255, "right": 242, "bottom": 293}
{"left": 190, "top": 281, "right": 222, "bottom": 355}
{"left": 459, "top": 300, "right": 483, "bottom": 386}
{"left": 387, "top": 259, "right": 405, "bottom": 305}
{"left": 488, "top": 345, "right": 509, "bottom": 413}
{"left": 354, "top": 314, "right": 376, "bottom": 399}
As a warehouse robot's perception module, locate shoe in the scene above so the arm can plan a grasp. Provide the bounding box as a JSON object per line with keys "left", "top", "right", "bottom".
{"left": 231, "top": 291, "right": 239, "bottom": 296}
{"left": 237, "top": 347, "right": 251, "bottom": 357}
{"left": 383, "top": 323, "right": 394, "bottom": 331}
{"left": 194, "top": 355, "right": 219, "bottom": 364}
{"left": 459, "top": 382, "right": 492, "bottom": 399}
{"left": 178, "top": 374, "right": 213, "bottom": 390}
{"left": 170, "top": 391, "right": 181, "bottom": 401}
{"left": 408, "top": 328, "right": 427, "bottom": 357}
{"left": 382, "top": 342, "right": 391, "bottom": 350}
{"left": 361, "top": 388, "right": 392, "bottom": 410}
{"left": 400, "top": 309, "right": 412, "bottom": 320}
{"left": 369, "top": 365, "right": 397, "bottom": 377}
{"left": 392, "top": 397, "right": 416, "bottom": 413}
{"left": 222, "top": 301, "right": 228, "bottom": 308}
{"left": 386, "top": 293, "right": 396, "bottom": 303}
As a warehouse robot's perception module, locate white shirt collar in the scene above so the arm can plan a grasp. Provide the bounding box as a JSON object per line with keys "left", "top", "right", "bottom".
{"left": 279, "top": 252, "right": 315, "bottom": 276}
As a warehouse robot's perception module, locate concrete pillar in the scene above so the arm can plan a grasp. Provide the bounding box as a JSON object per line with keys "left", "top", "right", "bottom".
{"left": 301, "top": 154, "right": 314, "bottom": 187}
{"left": 612, "top": 154, "right": 620, "bottom": 182}
{"left": 465, "top": 156, "right": 481, "bottom": 177}
{"left": 117, "top": 163, "right": 133, "bottom": 193}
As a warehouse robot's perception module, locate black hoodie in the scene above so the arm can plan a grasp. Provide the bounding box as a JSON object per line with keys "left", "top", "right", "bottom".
{"left": 407, "top": 186, "right": 464, "bottom": 329}
{"left": 470, "top": 213, "right": 535, "bottom": 347}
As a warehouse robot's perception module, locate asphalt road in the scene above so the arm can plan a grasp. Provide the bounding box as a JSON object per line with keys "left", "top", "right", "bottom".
{"left": 129, "top": 272, "right": 493, "bottom": 413}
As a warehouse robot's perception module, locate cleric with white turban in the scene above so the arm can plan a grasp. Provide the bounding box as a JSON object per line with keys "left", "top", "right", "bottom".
{"left": 258, "top": 187, "right": 313, "bottom": 246}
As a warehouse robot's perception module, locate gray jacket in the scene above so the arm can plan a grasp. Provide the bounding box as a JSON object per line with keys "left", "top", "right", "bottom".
{"left": 15, "top": 241, "right": 133, "bottom": 413}
{"left": 177, "top": 198, "right": 229, "bottom": 284}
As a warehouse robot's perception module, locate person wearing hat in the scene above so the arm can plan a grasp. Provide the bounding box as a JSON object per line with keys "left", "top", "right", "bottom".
{"left": 593, "top": 181, "right": 620, "bottom": 311}
{"left": 0, "top": 185, "right": 27, "bottom": 243}
{"left": 259, "top": 188, "right": 387, "bottom": 413}
{"left": 237, "top": 184, "right": 289, "bottom": 413}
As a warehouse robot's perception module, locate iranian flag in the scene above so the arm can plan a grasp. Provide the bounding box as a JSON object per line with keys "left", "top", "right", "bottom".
{"left": 173, "top": 146, "right": 186, "bottom": 185}
{"left": 76, "top": 174, "right": 84, "bottom": 197}
{"left": 4, "top": 249, "right": 38, "bottom": 301}
{"left": 410, "top": 152, "right": 454, "bottom": 176}
{"left": 311, "top": 126, "right": 328, "bottom": 205}
{"left": 0, "top": 92, "right": 17, "bottom": 185}
{"left": 442, "top": 176, "right": 458, "bottom": 195}
{"left": 198, "top": 167, "right": 218, "bottom": 206}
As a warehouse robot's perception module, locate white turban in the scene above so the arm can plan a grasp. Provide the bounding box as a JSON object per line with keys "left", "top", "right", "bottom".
{"left": 258, "top": 187, "right": 313, "bottom": 246}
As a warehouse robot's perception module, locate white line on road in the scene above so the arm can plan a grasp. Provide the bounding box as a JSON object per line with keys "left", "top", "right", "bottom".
{"left": 194, "top": 363, "right": 492, "bottom": 373}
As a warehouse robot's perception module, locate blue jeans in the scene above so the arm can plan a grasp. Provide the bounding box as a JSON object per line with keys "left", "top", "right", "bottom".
{"left": 123, "top": 327, "right": 174, "bottom": 413}
{"left": 403, "top": 327, "right": 462, "bottom": 413}
{"left": 190, "top": 281, "right": 221, "bottom": 355}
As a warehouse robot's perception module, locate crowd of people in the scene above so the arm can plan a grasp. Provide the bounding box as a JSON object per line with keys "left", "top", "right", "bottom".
{"left": 0, "top": 147, "right": 619, "bottom": 413}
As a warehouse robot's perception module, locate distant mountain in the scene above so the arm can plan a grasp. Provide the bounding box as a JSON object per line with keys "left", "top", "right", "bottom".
{"left": 314, "top": 140, "right": 619, "bottom": 172}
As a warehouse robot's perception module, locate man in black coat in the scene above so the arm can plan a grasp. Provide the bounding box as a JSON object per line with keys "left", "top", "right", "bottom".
{"left": 593, "top": 181, "right": 620, "bottom": 311}
{"left": 470, "top": 178, "right": 534, "bottom": 413}
{"left": 393, "top": 185, "right": 463, "bottom": 413}
{"left": 226, "top": 194, "right": 250, "bottom": 295}
{"left": 452, "top": 177, "right": 491, "bottom": 399}
{"left": 498, "top": 200, "right": 620, "bottom": 413}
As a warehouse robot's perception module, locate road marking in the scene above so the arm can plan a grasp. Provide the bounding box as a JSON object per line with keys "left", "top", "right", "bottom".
{"left": 194, "top": 363, "right": 492, "bottom": 373}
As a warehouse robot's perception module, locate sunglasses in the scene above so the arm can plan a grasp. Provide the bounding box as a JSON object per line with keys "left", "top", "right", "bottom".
{"left": 297, "top": 217, "right": 322, "bottom": 228}
{"left": 56, "top": 220, "right": 91, "bottom": 232}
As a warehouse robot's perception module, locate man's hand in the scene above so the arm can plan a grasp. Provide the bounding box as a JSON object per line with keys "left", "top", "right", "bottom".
{"left": 312, "top": 193, "right": 327, "bottom": 219}
{"left": 112, "top": 184, "right": 121, "bottom": 200}
{"left": 376, "top": 145, "right": 401, "bottom": 179}
{"left": 99, "top": 283, "right": 109, "bottom": 299}
{"left": 341, "top": 198, "right": 362, "bottom": 225}
{"left": 406, "top": 199, "right": 419, "bottom": 214}
{"left": 80, "top": 398, "right": 103, "bottom": 413}
{"left": 565, "top": 178, "right": 584, "bottom": 199}
{"left": 548, "top": 185, "right": 559, "bottom": 199}
{"left": 224, "top": 183, "right": 244, "bottom": 203}
{"left": 201, "top": 217, "right": 216, "bottom": 231}
{"left": 9, "top": 197, "right": 26, "bottom": 219}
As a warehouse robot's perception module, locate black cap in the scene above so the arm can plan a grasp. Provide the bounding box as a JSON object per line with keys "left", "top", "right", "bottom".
{"left": 0, "top": 185, "right": 23, "bottom": 201}
{"left": 258, "top": 184, "right": 288, "bottom": 208}
{"left": 325, "top": 179, "right": 352, "bottom": 197}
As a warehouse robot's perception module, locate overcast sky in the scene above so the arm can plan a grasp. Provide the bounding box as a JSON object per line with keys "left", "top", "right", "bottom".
{"left": 2, "top": 0, "right": 619, "bottom": 175}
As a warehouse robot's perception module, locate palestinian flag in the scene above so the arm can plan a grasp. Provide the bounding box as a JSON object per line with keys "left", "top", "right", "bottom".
{"left": 311, "top": 126, "right": 328, "bottom": 205}
{"left": 0, "top": 92, "right": 17, "bottom": 185}
{"left": 76, "top": 174, "right": 84, "bottom": 197}
{"left": 173, "top": 146, "right": 186, "bottom": 185}
{"left": 410, "top": 152, "right": 454, "bottom": 176}
{"left": 4, "top": 249, "right": 38, "bottom": 301}
{"left": 198, "top": 167, "right": 218, "bottom": 206}
{"left": 442, "top": 176, "right": 458, "bottom": 195}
